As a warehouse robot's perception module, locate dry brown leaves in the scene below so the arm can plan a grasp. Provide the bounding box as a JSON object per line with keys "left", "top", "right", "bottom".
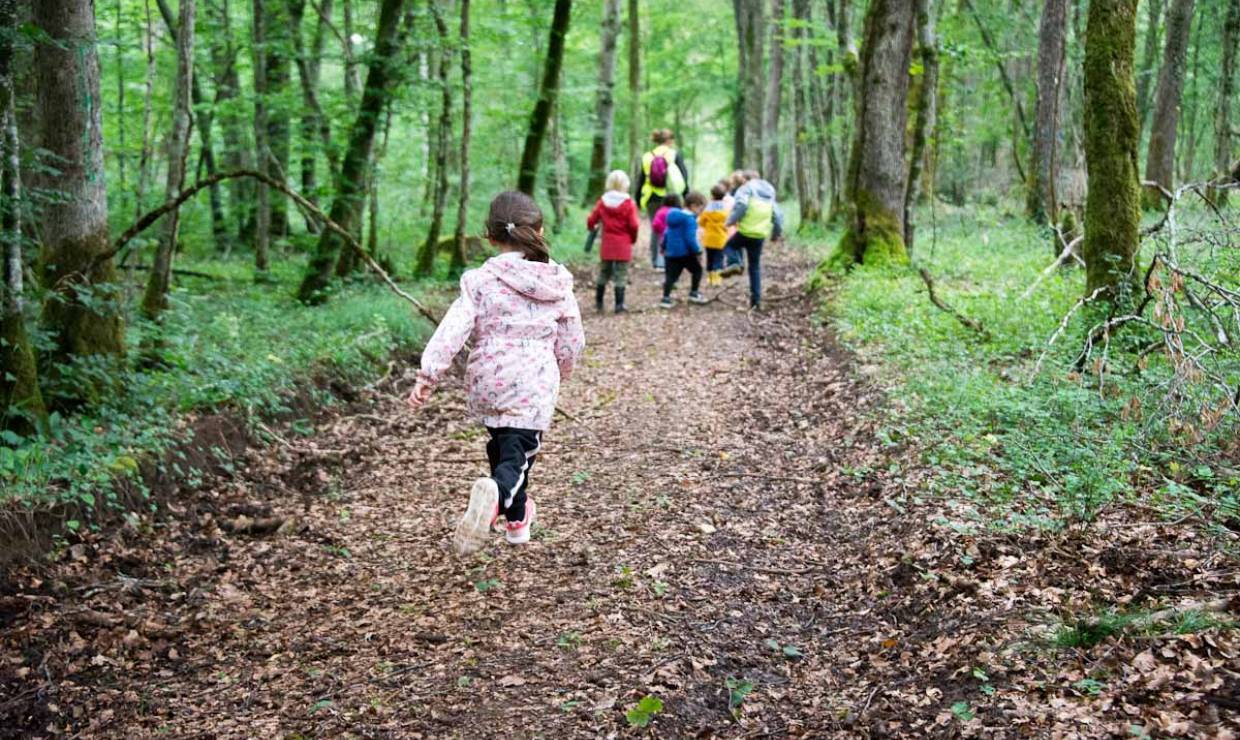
{"left": 1, "top": 246, "right": 1237, "bottom": 737}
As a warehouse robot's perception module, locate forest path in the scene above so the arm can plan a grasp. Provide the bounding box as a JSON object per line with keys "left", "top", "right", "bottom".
{"left": 6, "top": 247, "right": 1232, "bottom": 737}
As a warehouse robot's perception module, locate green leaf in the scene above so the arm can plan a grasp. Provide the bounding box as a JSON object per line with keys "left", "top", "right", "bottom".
{"left": 951, "top": 701, "right": 974, "bottom": 721}
{"left": 475, "top": 578, "right": 500, "bottom": 592}
{"left": 782, "top": 644, "right": 803, "bottom": 659}
{"left": 625, "top": 695, "right": 663, "bottom": 727}
{"left": 65, "top": 519, "right": 81, "bottom": 531}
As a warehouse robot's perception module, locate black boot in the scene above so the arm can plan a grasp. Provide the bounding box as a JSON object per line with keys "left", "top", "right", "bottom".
{"left": 614, "top": 287, "right": 627, "bottom": 314}
{"left": 595, "top": 284, "right": 606, "bottom": 313}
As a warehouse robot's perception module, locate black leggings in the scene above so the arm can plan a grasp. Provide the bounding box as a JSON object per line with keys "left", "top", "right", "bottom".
{"left": 663, "top": 254, "right": 703, "bottom": 298}
{"left": 486, "top": 427, "right": 541, "bottom": 522}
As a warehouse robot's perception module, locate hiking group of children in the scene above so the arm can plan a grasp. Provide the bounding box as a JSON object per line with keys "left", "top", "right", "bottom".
{"left": 410, "top": 129, "right": 782, "bottom": 557}
{"left": 587, "top": 129, "right": 784, "bottom": 313}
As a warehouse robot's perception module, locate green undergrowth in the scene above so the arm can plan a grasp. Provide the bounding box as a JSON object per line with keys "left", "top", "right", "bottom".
{"left": 814, "top": 202, "right": 1240, "bottom": 533}
{"left": 2, "top": 216, "right": 596, "bottom": 532}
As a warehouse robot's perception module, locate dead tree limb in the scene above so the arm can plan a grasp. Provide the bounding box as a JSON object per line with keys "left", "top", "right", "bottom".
{"left": 96, "top": 169, "right": 442, "bottom": 326}
{"left": 918, "top": 267, "right": 989, "bottom": 339}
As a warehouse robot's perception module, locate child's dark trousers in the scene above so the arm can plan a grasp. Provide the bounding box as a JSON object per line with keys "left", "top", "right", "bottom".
{"left": 486, "top": 427, "right": 541, "bottom": 523}
{"left": 663, "top": 254, "right": 703, "bottom": 298}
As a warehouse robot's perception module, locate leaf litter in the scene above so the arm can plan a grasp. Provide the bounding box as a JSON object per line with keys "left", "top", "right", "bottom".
{"left": 1, "top": 246, "right": 1237, "bottom": 737}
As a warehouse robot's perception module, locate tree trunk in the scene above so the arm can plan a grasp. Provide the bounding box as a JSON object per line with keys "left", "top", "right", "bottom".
{"left": 584, "top": 0, "right": 621, "bottom": 203}
{"left": 291, "top": 0, "right": 326, "bottom": 232}
{"left": 517, "top": 0, "right": 572, "bottom": 195}
{"left": 1136, "top": 0, "right": 1163, "bottom": 123}
{"left": 142, "top": 0, "right": 196, "bottom": 319}
{"left": 732, "top": 0, "right": 765, "bottom": 171}
{"left": 548, "top": 105, "right": 570, "bottom": 231}
{"left": 208, "top": 0, "right": 255, "bottom": 248}
{"left": 136, "top": 0, "right": 156, "bottom": 219}
{"left": 453, "top": 0, "right": 472, "bottom": 274}
{"left": 415, "top": 1, "right": 454, "bottom": 277}
{"left": 252, "top": 0, "right": 271, "bottom": 273}
{"left": 35, "top": 0, "right": 126, "bottom": 363}
{"left": 762, "top": 0, "right": 785, "bottom": 181}
{"left": 297, "top": 0, "right": 408, "bottom": 303}
{"left": 1178, "top": 2, "right": 1204, "bottom": 182}
{"left": 154, "top": 0, "right": 226, "bottom": 247}
{"left": 0, "top": 0, "right": 44, "bottom": 431}
{"left": 342, "top": 0, "right": 359, "bottom": 100}
{"left": 1028, "top": 0, "right": 1069, "bottom": 224}
{"left": 1083, "top": 0, "right": 1140, "bottom": 295}
{"left": 1213, "top": 0, "right": 1239, "bottom": 204}
{"left": 903, "top": 0, "right": 938, "bottom": 252}
{"left": 263, "top": 0, "right": 292, "bottom": 238}
{"left": 1142, "top": 0, "right": 1194, "bottom": 208}
{"left": 824, "top": 0, "right": 852, "bottom": 220}
{"left": 790, "top": 0, "right": 820, "bottom": 226}
{"left": 627, "top": 0, "right": 639, "bottom": 178}
{"left": 826, "top": 0, "right": 915, "bottom": 268}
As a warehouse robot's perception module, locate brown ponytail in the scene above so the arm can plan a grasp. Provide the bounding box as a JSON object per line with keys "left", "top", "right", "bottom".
{"left": 485, "top": 191, "right": 550, "bottom": 263}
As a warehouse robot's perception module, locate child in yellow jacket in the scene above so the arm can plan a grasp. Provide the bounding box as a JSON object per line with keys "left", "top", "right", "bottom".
{"left": 698, "top": 182, "right": 731, "bottom": 286}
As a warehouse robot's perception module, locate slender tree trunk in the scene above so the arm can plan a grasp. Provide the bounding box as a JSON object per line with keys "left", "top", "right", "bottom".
{"left": 904, "top": 0, "right": 938, "bottom": 252}
{"left": 548, "top": 105, "right": 570, "bottom": 231}
{"left": 1083, "top": 0, "right": 1140, "bottom": 295}
{"left": 0, "top": 0, "right": 44, "bottom": 431}
{"left": 825, "top": 0, "right": 852, "bottom": 220}
{"left": 264, "top": 0, "right": 292, "bottom": 238}
{"left": 1213, "top": 0, "right": 1239, "bottom": 204}
{"left": 1136, "top": 0, "right": 1163, "bottom": 123}
{"left": 827, "top": 0, "right": 915, "bottom": 268}
{"left": 762, "top": 0, "right": 785, "bottom": 181}
{"left": 114, "top": 0, "right": 127, "bottom": 196}
{"left": 962, "top": 0, "right": 1029, "bottom": 183}
{"left": 209, "top": 0, "right": 255, "bottom": 248}
{"left": 415, "top": 1, "right": 454, "bottom": 277}
{"left": 142, "top": 0, "right": 197, "bottom": 319}
{"left": 35, "top": 0, "right": 126, "bottom": 363}
{"left": 253, "top": 0, "right": 272, "bottom": 273}
{"left": 627, "top": 0, "right": 639, "bottom": 177}
{"left": 367, "top": 106, "right": 393, "bottom": 263}
{"left": 732, "top": 0, "right": 765, "bottom": 171}
{"left": 517, "top": 0, "right": 572, "bottom": 195}
{"left": 1142, "top": 0, "right": 1194, "bottom": 208}
{"left": 584, "top": 0, "right": 621, "bottom": 203}
{"left": 154, "top": 0, "right": 226, "bottom": 247}
{"left": 1178, "top": 3, "right": 1204, "bottom": 182}
{"left": 732, "top": 0, "right": 749, "bottom": 170}
{"left": 136, "top": 0, "right": 156, "bottom": 218}
{"left": 452, "top": 0, "right": 472, "bottom": 273}
{"left": 291, "top": 0, "right": 325, "bottom": 233}
{"left": 298, "top": 0, "right": 408, "bottom": 303}
{"left": 1028, "top": 0, "right": 1069, "bottom": 224}
{"left": 791, "top": 0, "right": 819, "bottom": 226}
{"left": 342, "top": 0, "right": 359, "bottom": 100}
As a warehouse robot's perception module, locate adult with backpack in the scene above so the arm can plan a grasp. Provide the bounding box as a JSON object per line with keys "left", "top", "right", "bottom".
{"left": 634, "top": 128, "right": 690, "bottom": 270}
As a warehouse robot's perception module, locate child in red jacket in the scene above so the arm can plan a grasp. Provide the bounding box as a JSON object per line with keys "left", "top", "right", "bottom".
{"left": 587, "top": 170, "right": 641, "bottom": 313}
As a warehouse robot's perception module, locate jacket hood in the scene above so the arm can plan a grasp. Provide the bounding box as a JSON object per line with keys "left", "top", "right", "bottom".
{"left": 481, "top": 252, "right": 573, "bottom": 302}
{"left": 744, "top": 179, "right": 777, "bottom": 201}
{"left": 601, "top": 191, "right": 631, "bottom": 208}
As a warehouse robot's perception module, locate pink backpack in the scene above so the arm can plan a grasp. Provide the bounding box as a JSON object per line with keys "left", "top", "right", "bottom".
{"left": 649, "top": 153, "right": 670, "bottom": 188}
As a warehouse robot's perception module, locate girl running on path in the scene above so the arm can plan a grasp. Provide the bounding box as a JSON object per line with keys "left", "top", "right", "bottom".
{"left": 698, "top": 182, "right": 731, "bottom": 286}
{"left": 586, "top": 170, "right": 640, "bottom": 314}
{"left": 408, "top": 192, "right": 586, "bottom": 556}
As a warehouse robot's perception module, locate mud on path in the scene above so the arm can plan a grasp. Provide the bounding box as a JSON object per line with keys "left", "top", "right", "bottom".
{"left": 3, "top": 247, "right": 1238, "bottom": 737}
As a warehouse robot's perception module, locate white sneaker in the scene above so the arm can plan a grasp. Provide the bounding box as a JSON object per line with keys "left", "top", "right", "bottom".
{"left": 454, "top": 478, "right": 499, "bottom": 556}
{"left": 505, "top": 498, "right": 536, "bottom": 545}
{"left": 688, "top": 291, "right": 708, "bottom": 304}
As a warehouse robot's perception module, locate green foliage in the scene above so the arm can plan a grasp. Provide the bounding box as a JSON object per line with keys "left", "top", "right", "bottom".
{"left": 725, "top": 676, "right": 754, "bottom": 717}
{"left": 819, "top": 202, "right": 1239, "bottom": 529}
{"left": 1, "top": 260, "right": 428, "bottom": 516}
{"left": 625, "top": 695, "right": 664, "bottom": 728}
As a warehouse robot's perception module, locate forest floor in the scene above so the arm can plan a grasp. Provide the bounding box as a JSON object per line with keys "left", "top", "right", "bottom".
{"left": 2, "top": 246, "right": 1238, "bottom": 737}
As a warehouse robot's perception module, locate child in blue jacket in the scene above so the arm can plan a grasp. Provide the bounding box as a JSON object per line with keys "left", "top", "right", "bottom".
{"left": 659, "top": 191, "right": 709, "bottom": 308}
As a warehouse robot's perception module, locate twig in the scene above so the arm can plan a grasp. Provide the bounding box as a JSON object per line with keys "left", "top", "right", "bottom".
{"left": 1020, "top": 236, "right": 1083, "bottom": 300}
{"left": 716, "top": 472, "right": 822, "bottom": 485}
{"left": 691, "top": 558, "right": 817, "bottom": 576}
{"left": 917, "top": 267, "right": 989, "bottom": 338}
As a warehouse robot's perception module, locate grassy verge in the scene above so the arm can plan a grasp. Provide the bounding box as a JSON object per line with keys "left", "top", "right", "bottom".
{"left": 810, "top": 203, "right": 1240, "bottom": 533}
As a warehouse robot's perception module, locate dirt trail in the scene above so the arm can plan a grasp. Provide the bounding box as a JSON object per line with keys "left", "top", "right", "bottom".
{"left": 3, "top": 247, "right": 1237, "bottom": 737}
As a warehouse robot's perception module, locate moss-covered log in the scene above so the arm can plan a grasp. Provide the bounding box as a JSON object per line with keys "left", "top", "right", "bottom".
{"left": 1082, "top": 0, "right": 1141, "bottom": 295}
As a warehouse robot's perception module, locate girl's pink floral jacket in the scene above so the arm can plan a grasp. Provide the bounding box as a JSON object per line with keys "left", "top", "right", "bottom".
{"left": 417, "top": 251, "right": 585, "bottom": 431}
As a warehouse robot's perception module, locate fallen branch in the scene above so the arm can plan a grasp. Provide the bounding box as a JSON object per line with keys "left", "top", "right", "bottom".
{"left": 1020, "top": 236, "right": 1083, "bottom": 300}
{"left": 96, "top": 169, "right": 442, "bottom": 326}
{"left": 918, "top": 267, "right": 989, "bottom": 339}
